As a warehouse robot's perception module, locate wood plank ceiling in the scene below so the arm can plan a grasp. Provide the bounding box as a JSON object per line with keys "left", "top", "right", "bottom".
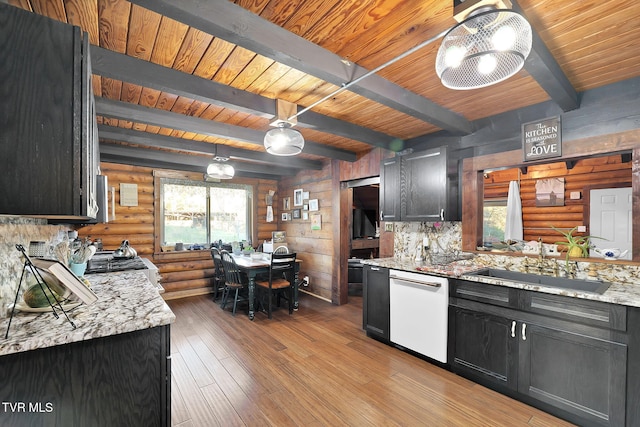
{"left": 6, "top": 0, "right": 640, "bottom": 178}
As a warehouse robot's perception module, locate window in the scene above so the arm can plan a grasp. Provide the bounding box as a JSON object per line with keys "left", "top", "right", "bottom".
{"left": 160, "top": 178, "right": 253, "bottom": 247}
{"left": 483, "top": 198, "right": 507, "bottom": 247}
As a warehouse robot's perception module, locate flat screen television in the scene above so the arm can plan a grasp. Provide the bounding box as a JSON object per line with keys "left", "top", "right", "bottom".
{"left": 352, "top": 209, "right": 377, "bottom": 239}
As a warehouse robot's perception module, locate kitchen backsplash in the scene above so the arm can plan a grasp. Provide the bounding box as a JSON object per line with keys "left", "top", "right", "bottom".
{"left": 0, "top": 216, "right": 69, "bottom": 315}
{"left": 393, "top": 220, "right": 640, "bottom": 285}
{"left": 393, "top": 221, "right": 463, "bottom": 260}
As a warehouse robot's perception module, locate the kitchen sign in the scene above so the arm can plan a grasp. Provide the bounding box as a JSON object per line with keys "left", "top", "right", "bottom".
{"left": 522, "top": 116, "right": 561, "bottom": 162}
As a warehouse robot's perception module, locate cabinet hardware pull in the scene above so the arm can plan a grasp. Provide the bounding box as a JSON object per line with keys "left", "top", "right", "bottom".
{"left": 511, "top": 321, "right": 516, "bottom": 338}
{"left": 521, "top": 323, "right": 527, "bottom": 341}
{"left": 389, "top": 275, "right": 441, "bottom": 287}
{"left": 380, "top": 211, "right": 384, "bottom": 221}
{"left": 440, "top": 209, "right": 445, "bottom": 221}
{"left": 371, "top": 267, "right": 380, "bottom": 271}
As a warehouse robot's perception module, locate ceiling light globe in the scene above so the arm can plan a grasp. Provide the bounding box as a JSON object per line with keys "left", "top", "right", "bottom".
{"left": 492, "top": 25, "right": 517, "bottom": 51}
{"left": 264, "top": 126, "right": 305, "bottom": 156}
{"left": 205, "top": 161, "right": 234, "bottom": 179}
{"left": 478, "top": 54, "right": 497, "bottom": 75}
{"left": 445, "top": 45, "right": 466, "bottom": 68}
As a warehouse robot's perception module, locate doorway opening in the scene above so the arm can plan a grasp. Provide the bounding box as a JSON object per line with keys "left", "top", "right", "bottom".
{"left": 346, "top": 177, "right": 379, "bottom": 298}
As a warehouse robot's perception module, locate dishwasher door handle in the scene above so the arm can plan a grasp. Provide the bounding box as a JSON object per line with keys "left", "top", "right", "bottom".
{"left": 389, "top": 275, "right": 442, "bottom": 288}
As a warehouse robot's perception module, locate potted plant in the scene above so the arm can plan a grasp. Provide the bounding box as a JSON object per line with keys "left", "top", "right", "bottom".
{"left": 552, "top": 226, "right": 601, "bottom": 261}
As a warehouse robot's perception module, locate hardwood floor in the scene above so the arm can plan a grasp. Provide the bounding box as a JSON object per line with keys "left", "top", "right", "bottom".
{"left": 167, "top": 293, "right": 575, "bottom": 427}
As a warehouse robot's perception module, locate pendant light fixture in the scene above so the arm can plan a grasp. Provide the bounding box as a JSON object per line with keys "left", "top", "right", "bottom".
{"left": 204, "top": 145, "right": 234, "bottom": 180}
{"left": 435, "top": 1, "right": 532, "bottom": 90}
{"left": 264, "top": 99, "right": 304, "bottom": 156}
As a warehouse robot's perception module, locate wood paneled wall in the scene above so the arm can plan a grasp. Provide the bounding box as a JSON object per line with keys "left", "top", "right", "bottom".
{"left": 278, "top": 162, "right": 334, "bottom": 301}
{"left": 483, "top": 154, "right": 632, "bottom": 243}
{"left": 77, "top": 162, "right": 278, "bottom": 299}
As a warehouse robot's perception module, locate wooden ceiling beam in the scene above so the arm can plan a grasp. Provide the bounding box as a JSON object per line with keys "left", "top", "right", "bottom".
{"left": 99, "top": 144, "right": 299, "bottom": 177}
{"left": 95, "top": 97, "right": 357, "bottom": 161}
{"left": 97, "top": 125, "right": 323, "bottom": 170}
{"left": 90, "top": 45, "right": 395, "bottom": 148}
{"left": 513, "top": 1, "right": 579, "bottom": 112}
{"left": 128, "top": 0, "right": 474, "bottom": 135}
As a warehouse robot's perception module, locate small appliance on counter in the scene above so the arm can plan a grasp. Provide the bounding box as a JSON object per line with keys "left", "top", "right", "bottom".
{"left": 85, "top": 251, "right": 162, "bottom": 293}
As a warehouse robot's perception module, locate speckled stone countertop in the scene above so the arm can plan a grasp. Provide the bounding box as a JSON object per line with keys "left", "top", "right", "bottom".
{"left": 364, "top": 257, "right": 640, "bottom": 308}
{"left": 0, "top": 270, "right": 175, "bottom": 356}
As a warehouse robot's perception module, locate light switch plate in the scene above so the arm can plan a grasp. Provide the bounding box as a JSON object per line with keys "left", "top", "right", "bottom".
{"left": 384, "top": 222, "right": 393, "bottom": 232}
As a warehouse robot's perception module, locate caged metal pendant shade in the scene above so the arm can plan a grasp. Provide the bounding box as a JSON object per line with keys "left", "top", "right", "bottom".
{"left": 264, "top": 122, "right": 305, "bottom": 156}
{"left": 436, "top": 8, "right": 532, "bottom": 90}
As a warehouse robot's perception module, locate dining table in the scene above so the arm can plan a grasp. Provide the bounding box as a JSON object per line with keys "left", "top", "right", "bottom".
{"left": 231, "top": 253, "right": 301, "bottom": 320}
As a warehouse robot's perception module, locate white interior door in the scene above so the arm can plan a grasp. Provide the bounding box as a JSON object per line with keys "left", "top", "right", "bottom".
{"left": 589, "top": 187, "right": 632, "bottom": 260}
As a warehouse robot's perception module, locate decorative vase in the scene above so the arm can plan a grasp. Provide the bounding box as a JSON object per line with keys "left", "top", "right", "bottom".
{"left": 568, "top": 246, "right": 584, "bottom": 258}
{"left": 69, "top": 262, "right": 87, "bottom": 277}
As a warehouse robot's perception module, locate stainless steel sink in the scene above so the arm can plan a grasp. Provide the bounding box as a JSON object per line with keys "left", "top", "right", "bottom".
{"left": 468, "top": 268, "right": 611, "bottom": 294}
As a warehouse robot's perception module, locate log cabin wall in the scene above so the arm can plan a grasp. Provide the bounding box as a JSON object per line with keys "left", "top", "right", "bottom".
{"left": 482, "top": 154, "right": 632, "bottom": 244}
{"left": 77, "top": 162, "right": 278, "bottom": 300}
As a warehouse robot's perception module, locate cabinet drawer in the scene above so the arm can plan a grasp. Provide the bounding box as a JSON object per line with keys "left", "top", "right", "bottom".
{"left": 450, "top": 279, "right": 513, "bottom": 308}
{"left": 523, "top": 291, "right": 627, "bottom": 332}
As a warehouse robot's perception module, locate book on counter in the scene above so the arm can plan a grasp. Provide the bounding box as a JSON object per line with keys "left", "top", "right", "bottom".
{"left": 30, "top": 258, "right": 98, "bottom": 305}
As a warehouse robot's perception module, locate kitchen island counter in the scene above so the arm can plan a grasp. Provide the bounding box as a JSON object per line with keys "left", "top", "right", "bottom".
{"left": 0, "top": 270, "right": 174, "bottom": 426}
{"left": 0, "top": 270, "right": 175, "bottom": 356}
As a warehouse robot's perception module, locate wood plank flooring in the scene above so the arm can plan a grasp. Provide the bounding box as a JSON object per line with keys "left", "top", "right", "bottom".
{"left": 167, "top": 293, "right": 575, "bottom": 427}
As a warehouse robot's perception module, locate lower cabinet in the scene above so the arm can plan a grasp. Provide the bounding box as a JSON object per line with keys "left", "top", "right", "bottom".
{"left": 0, "top": 326, "right": 171, "bottom": 427}
{"left": 363, "top": 265, "right": 389, "bottom": 341}
{"left": 449, "top": 278, "right": 628, "bottom": 427}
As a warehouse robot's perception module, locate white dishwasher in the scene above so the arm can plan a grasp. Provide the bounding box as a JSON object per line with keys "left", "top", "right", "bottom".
{"left": 389, "top": 269, "right": 449, "bottom": 363}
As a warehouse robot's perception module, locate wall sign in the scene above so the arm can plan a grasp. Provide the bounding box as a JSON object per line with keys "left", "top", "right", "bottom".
{"left": 522, "top": 116, "right": 561, "bottom": 162}
{"left": 119, "top": 183, "right": 138, "bottom": 206}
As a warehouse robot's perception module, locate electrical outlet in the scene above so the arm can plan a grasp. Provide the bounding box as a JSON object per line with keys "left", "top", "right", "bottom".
{"left": 384, "top": 222, "right": 394, "bottom": 232}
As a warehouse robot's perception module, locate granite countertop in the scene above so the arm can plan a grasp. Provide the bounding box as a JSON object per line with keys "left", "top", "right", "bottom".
{"left": 0, "top": 270, "right": 175, "bottom": 356}
{"left": 364, "top": 257, "right": 640, "bottom": 308}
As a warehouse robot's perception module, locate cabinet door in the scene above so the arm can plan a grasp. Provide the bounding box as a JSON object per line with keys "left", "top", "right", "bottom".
{"left": 363, "top": 265, "right": 390, "bottom": 341}
{"left": 449, "top": 307, "right": 518, "bottom": 390}
{"left": 0, "top": 3, "right": 96, "bottom": 221}
{"left": 518, "top": 322, "right": 627, "bottom": 427}
{"left": 380, "top": 157, "right": 400, "bottom": 221}
{"left": 401, "top": 147, "right": 447, "bottom": 221}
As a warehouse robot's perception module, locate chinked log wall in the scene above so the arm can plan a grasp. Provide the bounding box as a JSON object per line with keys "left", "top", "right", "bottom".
{"left": 77, "top": 162, "right": 278, "bottom": 299}
{"left": 483, "top": 154, "right": 632, "bottom": 243}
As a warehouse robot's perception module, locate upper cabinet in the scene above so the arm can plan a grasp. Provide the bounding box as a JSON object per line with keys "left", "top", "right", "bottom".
{"left": 0, "top": 3, "right": 99, "bottom": 222}
{"left": 380, "top": 146, "right": 459, "bottom": 222}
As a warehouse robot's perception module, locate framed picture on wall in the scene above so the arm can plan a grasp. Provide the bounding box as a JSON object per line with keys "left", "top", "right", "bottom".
{"left": 309, "top": 199, "right": 319, "bottom": 211}
{"left": 292, "top": 209, "right": 301, "bottom": 219}
{"left": 281, "top": 212, "right": 290, "bottom": 221}
{"left": 311, "top": 214, "right": 322, "bottom": 230}
{"left": 283, "top": 197, "right": 290, "bottom": 210}
{"left": 302, "top": 211, "right": 309, "bottom": 220}
{"left": 294, "top": 188, "right": 303, "bottom": 206}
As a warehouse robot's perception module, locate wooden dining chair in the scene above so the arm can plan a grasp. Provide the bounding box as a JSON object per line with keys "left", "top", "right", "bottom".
{"left": 210, "top": 247, "right": 226, "bottom": 301}
{"left": 255, "top": 252, "right": 296, "bottom": 319}
{"left": 219, "top": 250, "right": 248, "bottom": 316}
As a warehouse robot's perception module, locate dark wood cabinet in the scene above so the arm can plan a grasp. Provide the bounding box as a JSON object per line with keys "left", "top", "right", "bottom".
{"left": 449, "top": 278, "right": 628, "bottom": 427}
{"left": 379, "top": 157, "right": 401, "bottom": 222}
{"left": 402, "top": 148, "right": 447, "bottom": 221}
{"left": 380, "top": 146, "right": 459, "bottom": 222}
{"left": 0, "top": 3, "right": 98, "bottom": 222}
{"left": 363, "top": 265, "right": 390, "bottom": 341}
{"left": 450, "top": 307, "right": 518, "bottom": 390}
{"left": 0, "top": 326, "right": 171, "bottom": 427}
